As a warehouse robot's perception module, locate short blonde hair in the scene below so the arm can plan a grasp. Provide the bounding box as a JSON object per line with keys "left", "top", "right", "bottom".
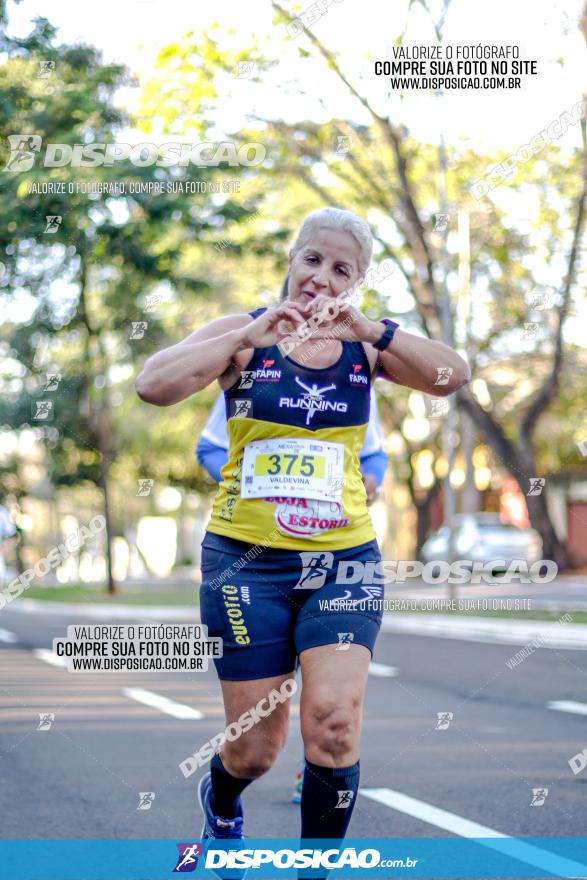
{"left": 290, "top": 208, "right": 373, "bottom": 277}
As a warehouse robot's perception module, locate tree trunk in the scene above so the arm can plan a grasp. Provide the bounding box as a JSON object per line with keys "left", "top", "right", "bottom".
{"left": 414, "top": 481, "right": 441, "bottom": 559}
{"left": 77, "top": 249, "right": 117, "bottom": 593}
{"left": 516, "top": 446, "right": 570, "bottom": 569}
{"left": 13, "top": 529, "right": 24, "bottom": 575}
{"left": 457, "top": 387, "right": 571, "bottom": 570}
{"left": 97, "top": 416, "right": 116, "bottom": 594}
{"left": 525, "top": 488, "right": 569, "bottom": 570}
{"left": 98, "top": 406, "right": 116, "bottom": 594}
{"left": 460, "top": 409, "right": 479, "bottom": 513}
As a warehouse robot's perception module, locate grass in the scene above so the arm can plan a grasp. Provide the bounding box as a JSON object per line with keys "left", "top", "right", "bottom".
{"left": 19, "top": 584, "right": 198, "bottom": 606}
{"left": 442, "top": 609, "right": 587, "bottom": 624}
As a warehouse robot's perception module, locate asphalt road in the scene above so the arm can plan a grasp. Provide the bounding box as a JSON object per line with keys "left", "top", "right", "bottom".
{"left": 1, "top": 603, "right": 586, "bottom": 875}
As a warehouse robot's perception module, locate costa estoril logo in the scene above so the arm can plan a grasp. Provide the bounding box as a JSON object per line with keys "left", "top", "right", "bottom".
{"left": 264, "top": 496, "right": 350, "bottom": 536}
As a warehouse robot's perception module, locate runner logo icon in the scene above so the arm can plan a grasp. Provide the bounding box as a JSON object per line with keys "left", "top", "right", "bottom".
{"left": 336, "top": 632, "right": 354, "bottom": 651}
{"left": 173, "top": 843, "right": 203, "bottom": 872}
{"left": 294, "top": 551, "right": 335, "bottom": 589}
{"left": 435, "top": 712, "right": 453, "bottom": 730}
{"left": 231, "top": 399, "right": 253, "bottom": 418}
{"left": 137, "top": 792, "right": 155, "bottom": 810}
{"left": 335, "top": 790, "right": 354, "bottom": 808}
{"left": 2, "top": 134, "right": 42, "bottom": 172}
{"left": 530, "top": 788, "right": 549, "bottom": 806}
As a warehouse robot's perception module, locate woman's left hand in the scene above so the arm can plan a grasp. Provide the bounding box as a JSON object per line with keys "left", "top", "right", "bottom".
{"left": 361, "top": 472, "right": 378, "bottom": 505}
{"left": 298, "top": 293, "right": 378, "bottom": 344}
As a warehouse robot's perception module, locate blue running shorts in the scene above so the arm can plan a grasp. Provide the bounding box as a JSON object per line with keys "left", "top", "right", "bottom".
{"left": 199, "top": 531, "right": 384, "bottom": 681}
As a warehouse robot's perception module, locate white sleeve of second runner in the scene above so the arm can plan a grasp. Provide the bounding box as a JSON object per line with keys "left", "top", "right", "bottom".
{"left": 200, "top": 394, "right": 229, "bottom": 449}
{"left": 360, "top": 388, "right": 385, "bottom": 457}
{"left": 0, "top": 505, "right": 17, "bottom": 539}
{"left": 202, "top": 389, "right": 382, "bottom": 456}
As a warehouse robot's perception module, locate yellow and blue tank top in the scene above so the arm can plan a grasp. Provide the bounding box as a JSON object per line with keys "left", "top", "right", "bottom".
{"left": 206, "top": 307, "right": 377, "bottom": 550}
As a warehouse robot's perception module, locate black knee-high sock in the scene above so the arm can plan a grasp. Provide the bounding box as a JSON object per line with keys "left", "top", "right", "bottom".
{"left": 209, "top": 752, "right": 254, "bottom": 818}
{"left": 300, "top": 758, "right": 360, "bottom": 840}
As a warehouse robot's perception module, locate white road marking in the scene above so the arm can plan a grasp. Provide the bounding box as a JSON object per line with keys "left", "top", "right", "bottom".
{"left": 0, "top": 628, "right": 17, "bottom": 643}
{"left": 122, "top": 687, "right": 204, "bottom": 720}
{"left": 368, "top": 662, "right": 399, "bottom": 678}
{"left": 33, "top": 648, "right": 67, "bottom": 668}
{"left": 547, "top": 700, "right": 587, "bottom": 716}
{"left": 360, "top": 788, "right": 587, "bottom": 878}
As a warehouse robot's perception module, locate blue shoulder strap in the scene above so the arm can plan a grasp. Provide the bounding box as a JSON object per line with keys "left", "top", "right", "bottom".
{"left": 248, "top": 307, "right": 268, "bottom": 319}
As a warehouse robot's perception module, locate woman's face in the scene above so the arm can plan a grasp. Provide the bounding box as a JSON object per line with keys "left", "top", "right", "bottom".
{"left": 287, "top": 227, "right": 362, "bottom": 307}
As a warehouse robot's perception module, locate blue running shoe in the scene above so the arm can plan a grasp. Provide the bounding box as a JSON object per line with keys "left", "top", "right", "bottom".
{"left": 198, "top": 771, "right": 247, "bottom": 880}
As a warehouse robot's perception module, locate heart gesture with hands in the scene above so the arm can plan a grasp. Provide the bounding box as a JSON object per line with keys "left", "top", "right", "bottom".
{"left": 292, "top": 292, "right": 375, "bottom": 344}
{"left": 239, "top": 301, "right": 309, "bottom": 349}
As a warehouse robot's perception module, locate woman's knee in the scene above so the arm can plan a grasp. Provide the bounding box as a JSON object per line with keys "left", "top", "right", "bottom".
{"left": 222, "top": 719, "right": 289, "bottom": 778}
{"left": 301, "top": 696, "right": 361, "bottom": 763}
{"left": 222, "top": 748, "right": 274, "bottom": 779}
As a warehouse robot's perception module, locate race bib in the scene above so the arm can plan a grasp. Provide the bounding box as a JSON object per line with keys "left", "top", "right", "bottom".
{"left": 241, "top": 438, "right": 344, "bottom": 502}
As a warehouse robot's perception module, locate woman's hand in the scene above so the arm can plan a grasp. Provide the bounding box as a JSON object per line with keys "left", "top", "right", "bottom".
{"left": 296, "top": 293, "right": 379, "bottom": 344}
{"left": 239, "top": 302, "right": 309, "bottom": 349}
{"left": 361, "top": 472, "right": 378, "bottom": 505}
{"left": 297, "top": 295, "right": 471, "bottom": 397}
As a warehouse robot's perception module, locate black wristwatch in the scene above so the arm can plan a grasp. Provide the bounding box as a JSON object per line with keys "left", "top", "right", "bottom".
{"left": 372, "top": 318, "right": 400, "bottom": 351}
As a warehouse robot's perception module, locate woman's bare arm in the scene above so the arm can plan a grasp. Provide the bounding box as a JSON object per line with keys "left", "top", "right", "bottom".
{"left": 294, "top": 294, "right": 471, "bottom": 397}
{"left": 135, "top": 302, "right": 307, "bottom": 406}
{"left": 135, "top": 315, "right": 253, "bottom": 406}
{"left": 365, "top": 326, "right": 471, "bottom": 396}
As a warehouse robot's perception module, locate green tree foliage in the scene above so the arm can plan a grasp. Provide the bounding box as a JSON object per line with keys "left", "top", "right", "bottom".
{"left": 137, "top": 8, "right": 587, "bottom": 566}
{"left": 0, "top": 15, "right": 273, "bottom": 588}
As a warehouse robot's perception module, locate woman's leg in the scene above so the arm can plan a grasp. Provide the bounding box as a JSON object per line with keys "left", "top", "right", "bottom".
{"left": 298, "top": 643, "right": 371, "bottom": 839}
{"left": 209, "top": 672, "right": 293, "bottom": 818}
{"left": 199, "top": 536, "right": 301, "bottom": 821}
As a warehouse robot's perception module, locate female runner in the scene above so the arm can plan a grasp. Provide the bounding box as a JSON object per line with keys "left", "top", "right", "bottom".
{"left": 136, "top": 207, "right": 470, "bottom": 865}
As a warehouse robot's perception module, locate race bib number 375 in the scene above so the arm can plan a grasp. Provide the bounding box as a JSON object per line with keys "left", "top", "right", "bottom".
{"left": 241, "top": 438, "right": 344, "bottom": 501}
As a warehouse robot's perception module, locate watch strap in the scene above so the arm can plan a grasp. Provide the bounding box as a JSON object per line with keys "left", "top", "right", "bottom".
{"left": 373, "top": 319, "right": 399, "bottom": 351}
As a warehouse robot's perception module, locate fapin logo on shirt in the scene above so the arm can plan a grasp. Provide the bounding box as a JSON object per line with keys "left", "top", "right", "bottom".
{"left": 238, "top": 363, "right": 282, "bottom": 388}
